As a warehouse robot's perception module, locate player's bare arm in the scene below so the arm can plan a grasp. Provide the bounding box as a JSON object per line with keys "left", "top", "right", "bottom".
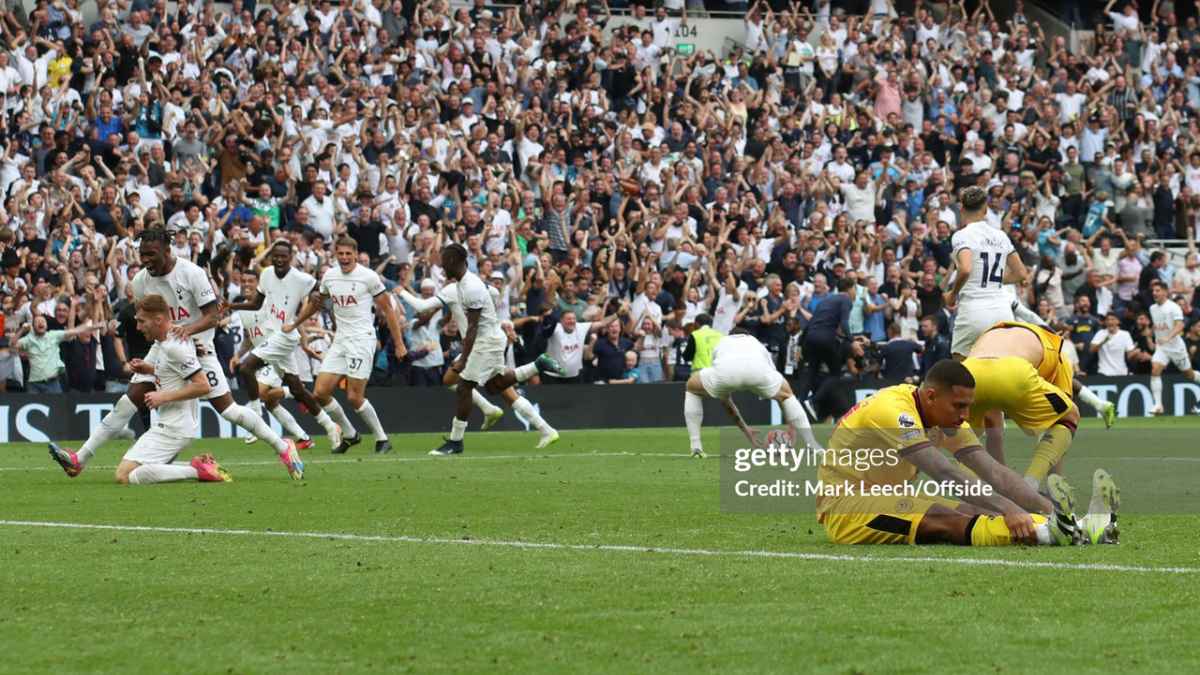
{"left": 227, "top": 293, "right": 265, "bottom": 313}
{"left": 374, "top": 292, "right": 407, "bottom": 359}
{"left": 169, "top": 300, "right": 222, "bottom": 342}
{"left": 905, "top": 444, "right": 1037, "bottom": 542}
{"left": 945, "top": 248, "right": 972, "bottom": 306}
{"left": 721, "top": 397, "right": 759, "bottom": 447}
{"left": 144, "top": 369, "right": 211, "bottom": 410}
{"left": 1002, "top": 251, "right": 1029, "bottom": 284}
{"left": 981, "top": 408, "right": 1007, "bottom": 464}
{"left": 455, "top": 306, "right": 481, "bottom": 372}
{"left": 127, "top": 358, "right": 155, "bottom": 375}
{"left": 959, "top": 442, "right": 1054, "bottom": 514}
{"left": 283, "top": 288, "right": 327, "bottom": 333}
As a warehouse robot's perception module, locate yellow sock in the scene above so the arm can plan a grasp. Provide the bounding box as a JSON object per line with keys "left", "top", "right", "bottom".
{"left": 969, "top": 514, "right": 1050, "bottom": 546}
{"left": 1025, "top": 424, "right": 1074, "bottom": 482}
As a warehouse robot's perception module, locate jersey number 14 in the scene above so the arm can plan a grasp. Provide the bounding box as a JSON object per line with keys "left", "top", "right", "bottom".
{"left": 979, "top": 252, "right": 1004, "bottom": 288}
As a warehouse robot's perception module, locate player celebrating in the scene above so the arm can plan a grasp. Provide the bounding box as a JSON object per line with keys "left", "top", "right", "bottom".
{"left": 51, "top": 295, "right": 233, "bottom": 484}
{"left": 944, "top": 186, "right": 1028, "bottom": 359}
{"left": 682, "top": 329, "right": 820, "bottom": 458}
{"left": 231, "top": 272, "right": 313, "bottom": 449}
{"left": 285, "top": 237, "right": 407, "bottom": 453}
{"left": 1148, "top": 280, "right": 1200, "bottom": 414}
{"left": 398, "top": 243, "right": 564, "bottom": 455}
{"left": 48, "top": 228, "right": 303, "bottom": 481}
{"left": 229, "top": 240, "right": 344, "bottom": 451}
{"left": 817, "top": 359, "right": 1100, "bottom": 546}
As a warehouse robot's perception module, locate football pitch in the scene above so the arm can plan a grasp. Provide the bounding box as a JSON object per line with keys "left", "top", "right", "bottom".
{"left": 3, "top": 419, "right": 1199, "bottom": 673}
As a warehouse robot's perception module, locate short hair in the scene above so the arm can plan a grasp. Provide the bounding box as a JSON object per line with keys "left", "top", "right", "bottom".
{"left": 694, "top": 313, "right": 713, "bottom": 327}
{"left": 271, "top": 238, "right": 293, "bottom": 253}
{"left": 141, "top": 226, "right": 170, "bottom": 247}
{"left": 959, "top": 185, "right": 987, "bottom": 211}
{"left": 837, "top": 277, "right": 855, "bottom": 292}
{"left": 136, "top": 294, "right": 170, "bottom": 316}
{"left": 441, "top": 242, "right": 467, "bottom": 265}
{"left": 1151, "top": 279, "right": 1167, "bottom": 290}
{"left": 730, "top": 326, "right": 754, "bottom": 336}
{"left": 335, "top": 236, "right": 358, "bottom": 251}
{"left": 924, "top": 359, "right": 975, "bottom": 390}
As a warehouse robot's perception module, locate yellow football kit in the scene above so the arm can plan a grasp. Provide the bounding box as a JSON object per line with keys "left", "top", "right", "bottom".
{"left": 962, "top": 356, "right": 1074, "bottom": 433}
{"left": 985, "top": 321, "right": 1075, "bottom": 396}
{"left": 817, "top": 384, "right": 982, "bottom": 545}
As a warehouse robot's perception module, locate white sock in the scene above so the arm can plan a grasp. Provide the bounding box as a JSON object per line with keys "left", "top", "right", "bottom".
{"left": 1075, "top": 385, "right": 1107, "bottom": 413}
{"left": 128, "top": 463, "right": 198, "bottom": 484}
{"left": 512, "top": 396, "right": 552, "bottom": 433}
{"left": 449, "top": 417, "right": 468, "bottom": 441}
{"left": 1034, "top": 520, "right": 1054, "bottom": 546}
{"left": 313, "top": 409, "right": 339, "bottom": 436}
{"left": 1151, "top": 376, "right": 1164, "bottom": 409}
{"left": 246, "top": 398, "right": 264, "bottom": 418}
{"left": 473, "top": 389, "right": 502, "bottom": 415}
{"left": 78, "top": 395, "right": 138, "bottom": 464}
{"left": 684, "top": 392, "right": 704, "bottom": 452}
{"left": 514, "top": 361, "right": 539, "bottom": 382}
{"left": 1012, "top": 301, "right": 1047, "bottom": 327}
{"left": 322, "top": 400, "right": 357, "bottom": 438}
{"left": 355, "top": 399, "right": 388, "bottom": 442}
{"left": 222, "top": 403, "right": 289, "bottom": 453}
{"left": 269, "top": 404, "right": 309, "bottom": 441}
{"left": 781, "top": 396, "right": 820, "bottom": 449}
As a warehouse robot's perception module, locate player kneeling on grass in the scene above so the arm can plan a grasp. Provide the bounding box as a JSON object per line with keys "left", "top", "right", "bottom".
{"left": 51, "top": 295, "right": 232, "bottom": 484}
{"left": 817, "top": 360, "right": 1117, "bottom": 546}
{"left": 683, "top": 328, "right": 820, "bottom": 458}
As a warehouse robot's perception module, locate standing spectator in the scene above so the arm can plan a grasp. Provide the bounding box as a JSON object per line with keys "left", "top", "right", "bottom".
{"left": 1090, "top": 312, "right": 1138, "bottom": 376}
{"left": 589, "top": 320, "right": 634, "bottom": 384}
{"left": 15, "top": 316, "right": 99, "bottom": 393}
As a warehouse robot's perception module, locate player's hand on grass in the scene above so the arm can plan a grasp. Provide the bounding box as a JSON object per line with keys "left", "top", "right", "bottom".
{"left": 128, "top": 358, "right": 154, "bottom": 375}
{"left": 1003, "top": 511, "right": 1037, "bottom": 545}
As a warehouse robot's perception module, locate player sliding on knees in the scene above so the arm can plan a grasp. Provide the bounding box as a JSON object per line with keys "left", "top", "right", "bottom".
{"left": 818, "top": 359, "right": 1116, "bottom": 546}
{"left": 683, "top": 327, "right": 820, "bottom": 458}
{"left": 75, "top": 295, "right": 232, "bottom": 484}
{"left": 284, "top": 237, "right": 407, "bottom": 453}
{"left": 228, "top": 239, "right": 346, "bottom": 457}
{"left": 48, "top": 227, "right": 303, "bottom": 481}
{"left": 398, "top": 243, "right": 565, "bottom": 455}
{"left": 231, "top": 272, "right": 313, "bottom": 449}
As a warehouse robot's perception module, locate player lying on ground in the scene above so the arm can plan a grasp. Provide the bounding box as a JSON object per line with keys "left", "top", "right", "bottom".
{"left": 51, "top": 295, "right": 232, "bottom": 484}
{"left": 285, "top": 237, "right": 407, "bottom": 454}
{"left": 230, "top": 271, "right": 313, "bottom": 449}
{"left": 962, "top": 321, "right": 1092, "bottom": 489}
{"left": 816, "top": 360, "right": 1117, "bottom": 545}
{"left": 228, "top": 240, "right": 347, "bottom": 452}
{"left": 397, "top": 243, "right": 565, "bottom": 455}
{"left": 49, "top": 228, "right": 303, "bottom": 480}
{"left": 683, "top": 329, "right": 820, "bottom": 458}
{"left": 1147, "top": 280, "right": 1200, "bottom": 415}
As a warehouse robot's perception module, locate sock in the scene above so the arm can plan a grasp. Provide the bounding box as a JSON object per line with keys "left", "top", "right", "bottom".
{"left": 514, "top": 361, "right": 539, "bottom": 382}
{"left": 1025, "top": 422, "right": 1076, "bottom": 482}
{"left": 781, "top": 396, "right": 820, "bottom": 449}
{"left": 78, "top": 395, "right": 138, "bottom": 464}
{"left": 1075, "top": 385, "right": 1107, "bottom": 413}
{"left": 355, "top": 399, "right": 388, "bottom": 442}
{"left": 322, "top": 400, "right": 357, "bottom": 438}
{"left": 269, "top": 404, "right": 309, "bottom": 441}
{"left": 1012, "top": 301, "right": 1047, "bottom": 327}
{"left": 968, "top": 513, "right": 1049, "bottom": 545}
{"left": 1024, "top": 475, "right": 1040, "bottom": 492}
{"left": 246, "top": 398, "right": 264, "bottom": 418}
{"left": 472, "top": 389, "right": 502, "bottom": 415}
{"left": 222, "top": 403, "right": 289, "bottom": 454}
{"left": 128, "top": 463, "right": 199, "bottom": 484}
{"left": 512, "top": 396, "right": 552, "bottom": 433}
{"left": 1151, "top": 376, "right": 1164, "bottom": 409}
{"left": 684, "top": 392, "right": 704, "bottom": 452}
{"left": 449, "top": 417, "right": 468, "bottom": 441}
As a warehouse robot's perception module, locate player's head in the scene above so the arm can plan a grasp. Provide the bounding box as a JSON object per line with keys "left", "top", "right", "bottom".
{"left": 958, "top": 185, "right": 987, "bottom": 219}
{"left": 694, "top": 313, "right": 712, "bottom": 328}
{"left": 919, "top": 359, "right": 976, "bottom": 428}
{"left": 139, "top": 227, "right": 173, "bottom": 276}
{"left": 440, "top": 243, "right": 468, "bottom": 280}
{"left": 240, "top": 270, "right": 259, "bottom": 299}
{"left": 1151, "top": 279, "right": 1168, "bottom": 303}
{"left": 335, "top": 236, "right": 357, "bottom": 271}
{"left": 270, "top": 239, "right": 293, "bottom": 275}
{"left": 561, "top": 310, "right": 577, "bottom": 331}
{"left": 135, "top": 293, "right": 171, "bottom": 341}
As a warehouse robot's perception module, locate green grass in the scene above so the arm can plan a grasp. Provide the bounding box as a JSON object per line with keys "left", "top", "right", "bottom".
{"left": 3, "top": 419, "right": 1200, "bottom": 673}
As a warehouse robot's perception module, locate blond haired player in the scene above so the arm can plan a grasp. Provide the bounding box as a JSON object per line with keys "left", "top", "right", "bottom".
{"left": 49, "top": 295, "right": 232, "bottom": 485}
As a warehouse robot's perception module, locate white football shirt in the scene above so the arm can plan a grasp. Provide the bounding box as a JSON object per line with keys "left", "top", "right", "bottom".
{"left": 320, "top": 263, "right": 386, "bottom": 342}
{"left": 130, "top": 258, "right": 219, "bottom": 351}
{"left": 1151, "top": 299, "right": 1186, "bottom": 350}
{"left": 547, "top": 321, "right": 593, "bottom": 378}
{"left": 259, "top": 266, "right": 317, "bottom": 335}
{"left": 453, "top": 272, "right": 506, "bottom": 344}
{"left": 952, "top": 221, "right": 1015, "bottom": 306}
{"left": 236, "top": 308, "right": 267, "bottom": 348}
{"left": 1091, "top": 329, "right": 1134, "bottom": 376}
{"left": 436, "top": 281, "right": 503, "bottom": 340}
{"left": 151, "top": 338, "right": 203, "bottom": 437}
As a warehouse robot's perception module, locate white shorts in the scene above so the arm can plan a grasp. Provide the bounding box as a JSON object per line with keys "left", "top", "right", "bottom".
{"left": 252, "top": 331, "right": 299, "bottom": 376}
{"left": 256, "top": 365, "right": 283, "bottom": 390}
{"left": 699, "top": 360, "right": 785, "bottom": 400}
{"left": 460, "top": 339, "right": 509, "bottom": 385}
{"left": 951, "top": 303, "right": 1014, "bottom": 356}
{"left": 131, "top": 343, "right": 229, "bottom": 401}
{"left": 318, "top": 337, "right": 376, "bottom": 381}
{"left": 1152, "top": 345, "right": 1191, "bottom": 371}
{"left": 123, "top": 427, "right": 193, "bottom": 465}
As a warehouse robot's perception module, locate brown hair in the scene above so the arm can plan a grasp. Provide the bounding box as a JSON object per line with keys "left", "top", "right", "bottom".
{"left": 136, "top": 294, "right": 170, "bottom": 316}
{"left": 335, "top": 236, "right": 358, "bottom": 250}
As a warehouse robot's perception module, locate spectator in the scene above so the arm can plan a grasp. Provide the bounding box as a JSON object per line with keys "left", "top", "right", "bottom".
{"left": 879, "top": 322, "right": 922, "bottom": 382}
{"left": 1090, "top": 312, "right": 1137, "bottom": 376}
{"left": 589, "top": 320, "right": 634, "bottom": 384}
{"left": 15, "top": 315, "right": 99, "bottom": 393}
{"left": 919, "top": 315, "right": 950, "bottom": 376}
{"left": 1065, "top": 295, "right": 1102, "bottom": 374}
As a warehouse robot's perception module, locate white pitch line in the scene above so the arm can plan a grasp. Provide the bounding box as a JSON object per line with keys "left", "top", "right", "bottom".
{"left": 0, "top": 451, "right": 688, "bottom": 473}
{"left": 0, "top": 519, "right": 1195, "bottom": 575}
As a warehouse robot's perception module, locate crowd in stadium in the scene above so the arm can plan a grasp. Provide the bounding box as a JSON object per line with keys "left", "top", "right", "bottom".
{"left": 2, "top": 0, "right": 1200, "bottom": 401}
